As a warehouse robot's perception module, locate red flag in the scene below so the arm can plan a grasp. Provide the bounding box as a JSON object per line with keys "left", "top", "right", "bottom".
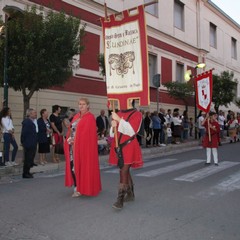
{"left": 100, "top": 5, "right": 150, "bottom": 109}
{"left": 195, "top": 70, "right": 213, "bottom": 113}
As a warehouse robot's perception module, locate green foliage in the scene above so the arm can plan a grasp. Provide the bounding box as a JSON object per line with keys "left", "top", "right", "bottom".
{"left": 163, "top": 81, "right": 194, "bottom": 107}
{"left": 212, "top": 71, "right": 237, "bottom": 113}
{"left": 235, "top": 98, "right": 240, "bottom": 108}
{"left": 98, "top": 53, "right": 105, "bottom": 76}
{"left": 0, "top": 5, "right": 85, "bottom": 106}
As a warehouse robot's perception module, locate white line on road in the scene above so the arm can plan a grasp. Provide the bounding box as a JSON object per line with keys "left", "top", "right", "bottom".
{"left": 174, "top": 161, "right": 240, "bottom": 182}
{"left": 104, "top": 158, "right": 177, "bottom": 174}
{"left": 215, "top": 170, "right": 240, "bottom": 192}
{"left": 135, "top": 159, "right": 204, "bottom": 177}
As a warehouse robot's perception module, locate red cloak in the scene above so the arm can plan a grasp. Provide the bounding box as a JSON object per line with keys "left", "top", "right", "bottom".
{"left": 202, "top": 120, "right": 220, "bottom": 148}
{"left": 109, "top": 109, "right": 143, "bottom": 168}
{"left": 64, "top": 112, "right": 102, "bottom": 196}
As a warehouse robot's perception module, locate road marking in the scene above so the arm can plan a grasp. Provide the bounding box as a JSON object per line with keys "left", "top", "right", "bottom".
{"left": 104, "top": 158, "right": 177, "bottom": 174}
{"left": 135, "top": 159, "right": 204, "bottom": 177}
{"left": 100, "top": 165, "right": 113, "bottom": 170}
{"left": 174, "top": 161, "right": 240, "bottom": 182}
{"left": 38, "top": 172, "right": 65, "bottom": 178}
{"left": 215, "top": 170, "right": 240, "bottom": 192}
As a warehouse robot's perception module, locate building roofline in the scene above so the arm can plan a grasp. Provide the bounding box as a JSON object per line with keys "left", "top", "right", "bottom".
{"left": 207, "top": 0, "right": 240, "bottom": 28}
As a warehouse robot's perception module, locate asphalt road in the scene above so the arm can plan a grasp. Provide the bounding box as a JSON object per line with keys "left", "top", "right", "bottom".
{"left": 0, "top": 142, "right": 240, "bottom": 240}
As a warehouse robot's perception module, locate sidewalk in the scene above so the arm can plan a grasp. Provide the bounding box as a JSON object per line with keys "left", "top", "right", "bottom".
{"left": 0, "top": 139, "right": 204, "bottom": 180}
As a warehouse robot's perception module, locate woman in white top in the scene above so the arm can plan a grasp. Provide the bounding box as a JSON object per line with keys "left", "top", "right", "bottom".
{"left": 0, "top": 107, "right": 18, "bottom": 166}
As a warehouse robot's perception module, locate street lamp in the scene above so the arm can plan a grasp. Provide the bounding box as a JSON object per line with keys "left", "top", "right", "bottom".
{"left": 152, "top": 73, "right": 161, "bottom": 112}
{"left": 2, "top": 5, "right": 23, "bottom": 107}
{"left": 184, "top": 63, "right": 206, "bottom": 139}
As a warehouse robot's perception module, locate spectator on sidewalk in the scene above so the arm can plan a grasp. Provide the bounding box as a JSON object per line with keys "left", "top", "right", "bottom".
{"left": 166, "top": 123, "right": 172, "bottom": 145}
{"left": 158, "top": 108, "right": 166, "bottom": 146}
{"left": 152, "top": 111, "right": 161, "bottom": 147}
{"left": 62, "top": 109, "right": 75, "bottom": 139}
{"left": 37, "top": 109, "right": 52, "bottom": 165}
{"left": 189, "top": 117, "right": 193, "bottom": 137}
{"left": 182, "top": 110, "right": 189, "bottom": 141}
{"left": 226, "top": 113, "right": 238, "bottom": 143}
{"left": 198, "top": 111, "right": 206, "bottom": 144}
{"left": 144, "top": 111, "right": 152, "bottom": 147}
{"left": 218, "top": 110, "right": 225, "bottom": 145}
{"left": 165, "top": 109, "right": 172, "bottom": 125}
{"left": 172, "top": 109, "right": 182, "bottom": 144}
{"left": 96, "top": 109, "right": 109, "bottom": 137}
{"left": 0, "top": 107, "right": 18, "bottom": 167}
{"left": 50, "top": 105, "right": 63, "bottom": 163}
{"left": 21, "top": 108, "right": 38, "bottom": 178}
{"left": 137, "top": 109, "right": 145, "bottom": 146}
{"left": 237, "top": 113, "right": 240, "bottom": 141}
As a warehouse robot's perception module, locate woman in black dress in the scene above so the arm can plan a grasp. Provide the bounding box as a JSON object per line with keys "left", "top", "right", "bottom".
{"left": 37, "top": 109, "right": 52, "bottom": 165}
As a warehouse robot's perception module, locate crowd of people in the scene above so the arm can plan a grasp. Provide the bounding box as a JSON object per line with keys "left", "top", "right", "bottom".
{"left": 96, "top": 107, "right": 240, "bottom": 161}
{"left": 0, "top": 100, "right": 240, "bottom": 210}
{"left": 134, "top": 108, "right": 240, "bottom": 148}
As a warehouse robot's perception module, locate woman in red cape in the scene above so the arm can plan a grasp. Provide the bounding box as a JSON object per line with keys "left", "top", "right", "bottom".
{"left": 64, "top": 98, "right": 101, "bottom": 197}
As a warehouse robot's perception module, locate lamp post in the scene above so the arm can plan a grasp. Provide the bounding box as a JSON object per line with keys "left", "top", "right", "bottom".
{"left": 2, "top": 6, "right": 23, "bottom": 107}
{"left": 184, "top": 63, "right": 206, "bottom": 139}
{"left": 152, "top": 73, "right": 161, "bottom": 112}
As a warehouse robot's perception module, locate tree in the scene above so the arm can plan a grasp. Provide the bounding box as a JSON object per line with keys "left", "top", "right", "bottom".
{"left": 163, "top": 81, "right": 194, "bottom": 111}
{"left": 212, "top": 71, "right": 237, "bottom": 113}
{"left": 235, "top": 98, "right": 240, "bottom": 108}
{"left": 0, "top": 6, "right": 85, "bottom": 118}
{"left": 98, "top": 53, "right": 106, "bottom": 77}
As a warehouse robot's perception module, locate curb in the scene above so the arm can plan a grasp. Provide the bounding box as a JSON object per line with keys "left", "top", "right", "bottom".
{"left": 2, "top": 139, "right": 229, "bottom": 180}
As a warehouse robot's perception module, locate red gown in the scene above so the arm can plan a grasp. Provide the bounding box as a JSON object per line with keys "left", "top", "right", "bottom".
{"left": 202, "top": 120, "right": 220, "bottom": 148}
{"left": 109, "top": 109, "right": 143, "bottom": 168}
{"left": 64, "top": 112, "right": 102, "bottom": 196}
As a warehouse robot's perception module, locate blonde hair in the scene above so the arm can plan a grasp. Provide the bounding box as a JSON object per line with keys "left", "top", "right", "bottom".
{"left": 79, "top": 98, "right": 90, "bottom": 109}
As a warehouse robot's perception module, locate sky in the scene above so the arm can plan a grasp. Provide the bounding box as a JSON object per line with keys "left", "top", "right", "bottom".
{"left": 210, "top": 0, "right": 240, "bottom": 25}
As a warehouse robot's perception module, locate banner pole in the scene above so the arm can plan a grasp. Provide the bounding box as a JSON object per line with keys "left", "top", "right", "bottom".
{"left": 115, "top": 0, "right": 158, "bottom": 17}
{"left": 110, "top": 100, "right": 119, "bottom": 148}
{"left": 208, "top": 116, "right": 212, "bottom": 143}
{"left": 104, "top": 2, "right": 108, "bottom": 19}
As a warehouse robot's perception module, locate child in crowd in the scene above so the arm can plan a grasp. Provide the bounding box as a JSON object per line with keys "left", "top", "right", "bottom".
{"left": 166, "top": 123, "right": 172, "bottom": 145}
{"left": 189, "top": 117, "right": 193, "bottom": 137}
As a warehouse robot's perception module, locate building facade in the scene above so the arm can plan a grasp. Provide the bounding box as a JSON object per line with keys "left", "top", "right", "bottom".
{"left": 0, "top": 0, "right": 240, "bottom": 142}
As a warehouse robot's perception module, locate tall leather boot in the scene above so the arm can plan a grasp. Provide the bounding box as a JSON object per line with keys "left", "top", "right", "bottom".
{"left": 124, "top": 184, "right": 135, "bottom": 202}
{"left": 112, "top": 184, "right": 128, "bottom": 210}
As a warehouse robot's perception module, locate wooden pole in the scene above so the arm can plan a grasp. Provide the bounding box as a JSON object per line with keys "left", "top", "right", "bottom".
{"left": 110, "top": 100, "right": 119, "bottom": 148}
{"left": 115, "top": 0, "right": 158, "bottom": 17}
{"left": 99, "top": 0, "right": 158, "bottom": 21}
{"left": 103, "top": 4, "right": 119, "bottom": 148}
{"left": 208, "top": 116, "right": 211, "bottom": 143}
{"left": 104, "top": 2, "right": 108, "bottom": 19}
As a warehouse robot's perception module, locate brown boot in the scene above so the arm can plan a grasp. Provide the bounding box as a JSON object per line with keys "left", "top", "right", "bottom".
{"left": 124, "top": 184, "right": 135, "bottom": 202}
{"left": 112, "top": 184, "right": 128, "bottom": 210}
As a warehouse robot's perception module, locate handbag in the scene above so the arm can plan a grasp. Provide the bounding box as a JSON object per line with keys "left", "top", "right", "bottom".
{"left": 54, "top": 137, "right": 64, "bottom": 154}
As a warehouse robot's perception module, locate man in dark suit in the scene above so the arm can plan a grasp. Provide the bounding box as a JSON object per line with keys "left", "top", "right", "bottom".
{"left": 96, "top": 110, "right": 109, "bottom": 136}
{"left": 21, "top": 108, "right": 38, "bottom": 178}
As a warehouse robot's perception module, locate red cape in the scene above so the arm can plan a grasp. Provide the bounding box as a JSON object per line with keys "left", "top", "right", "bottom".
{"left": 109, "top": 109, "right": 143, "bottom": 168}
{"left": 64, "top": 112, "right": 102, "bottom": 196}
{"left": 202, "top": 120, "right": 220, "bottom": 148}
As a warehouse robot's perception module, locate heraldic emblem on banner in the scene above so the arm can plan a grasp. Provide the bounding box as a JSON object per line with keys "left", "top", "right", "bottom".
{"left": 195, "top": 70, "right": 213, "bottom": 113}
{"left": 101, "top": 5, "right": 150, "bottom": 109}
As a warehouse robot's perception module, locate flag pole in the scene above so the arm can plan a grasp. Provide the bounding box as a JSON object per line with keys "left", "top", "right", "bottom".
{"left": 102, "top": 3, "right": 119, "bottom": 148}
{"left": 115, "top": 0, "right": 158, "bottom": 17}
